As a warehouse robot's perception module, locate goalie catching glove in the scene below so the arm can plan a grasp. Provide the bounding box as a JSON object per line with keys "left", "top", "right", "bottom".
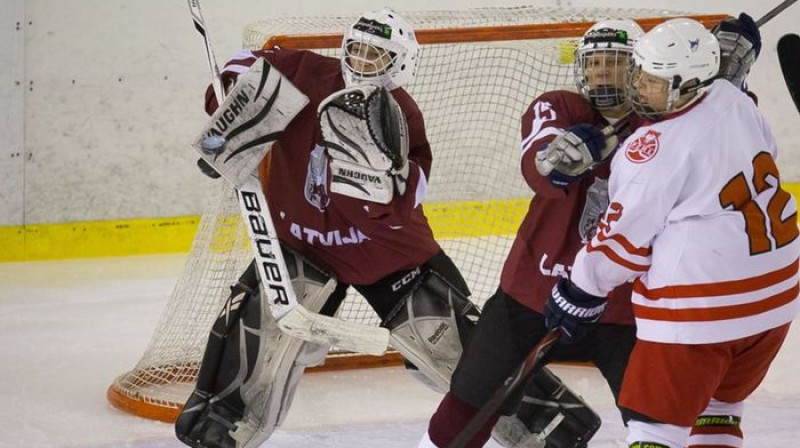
{"left": 534, "top": 124, "right": 619, "bottom": 188}
{"left": 318, "top": 85, "right": 410, "bottom": 204}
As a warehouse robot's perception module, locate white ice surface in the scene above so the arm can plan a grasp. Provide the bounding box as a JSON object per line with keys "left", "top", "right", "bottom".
{"left": 0, "top": 254, "right": 798, "bottom": 448}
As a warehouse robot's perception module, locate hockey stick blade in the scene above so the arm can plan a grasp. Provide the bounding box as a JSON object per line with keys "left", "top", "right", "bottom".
{"left": 278, "top": 306, "right": 390, "bottom": 356}
{"left": 447, "top": 329, "right": 561, "bottom": 448}
{"left": 778, "top": 34, "right": 800, "bottom": 115}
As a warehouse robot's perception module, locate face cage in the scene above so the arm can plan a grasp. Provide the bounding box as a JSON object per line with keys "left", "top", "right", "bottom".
{"left": 574, "top": 48, "right": 631, "bottom": 109}
{"left": 343, "top": 40, "right": 400, "bottom": 85}
{"left": 627, "top": 65, "right": 674, "bottom": 121}
{"left": 628, "top": 63, "right": 710, "bottom": 122}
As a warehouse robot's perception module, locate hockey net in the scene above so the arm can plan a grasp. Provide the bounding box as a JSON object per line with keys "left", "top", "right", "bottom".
{"left": 108, "top": 6, "right": 725, "bottom": 422}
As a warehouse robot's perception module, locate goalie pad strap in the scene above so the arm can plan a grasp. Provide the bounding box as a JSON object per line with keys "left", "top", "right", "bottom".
{"left": 328, "top": 158, "right": 396, "bottom": 204}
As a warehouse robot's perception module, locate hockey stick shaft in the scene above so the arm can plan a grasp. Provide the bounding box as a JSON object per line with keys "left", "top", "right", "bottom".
{"left": 447, "top": 329, "right": 561, "bottom": 448}
{"left": 778, "top": 34, "right": 800, "bottom": 115}
{"left": 237, "top": 178, "right": 389, "bottom": 355}
{"left": 187, "top": 0, "right": 225, "bottom": 106}
{"left": 185, "top": 0, "right": 389, "bottom": 355}
{"left": 755, "top": 0, "right": 798, "bottom": 27}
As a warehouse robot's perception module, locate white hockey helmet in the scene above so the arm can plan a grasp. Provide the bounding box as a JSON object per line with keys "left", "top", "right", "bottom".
{"left": 341, "top": 7, "right": 420, "bottom": 89}
{"left": 574, "top": 19, "right": 644, "bottom": 109}
{"left": 628, "top": 18, "right": 720, "bottom": 120}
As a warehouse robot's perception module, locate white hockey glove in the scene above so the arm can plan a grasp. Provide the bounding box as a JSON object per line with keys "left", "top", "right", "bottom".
{"left": 192, "top": 58, "right": 309, "bottom": 187}
{"left": 318, "top": 85, "right": 410, "bottom": 204}
{"left": 534, "top": 124, "right": 618, "bottom": 188}
{"left": 713, "top": 13, "right": 761, "bottom": 90}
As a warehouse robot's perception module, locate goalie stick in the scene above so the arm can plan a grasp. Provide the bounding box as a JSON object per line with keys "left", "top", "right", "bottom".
{"left": 778, "top": 34, "right": 800, "bottom": 115}
{"left": 185, "top": 0, "right": 389, "bottom": 355}
{"left": 447, "top": 329, "right": 561, "bottom": 448}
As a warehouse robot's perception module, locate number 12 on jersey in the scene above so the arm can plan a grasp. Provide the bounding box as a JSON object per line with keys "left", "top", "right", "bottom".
{"left": 719, "top": 151, "right": 800, "bottom": 255}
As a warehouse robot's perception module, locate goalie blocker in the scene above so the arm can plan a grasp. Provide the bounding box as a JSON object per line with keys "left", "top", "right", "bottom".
{"left": 192, "top": 56, "right": 310, "bottom": 188}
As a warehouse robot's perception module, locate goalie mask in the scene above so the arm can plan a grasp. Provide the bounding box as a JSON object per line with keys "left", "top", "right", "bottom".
{"left": 342, "top": 7, "right": 420, "bottom": 89}
{"left": 574, "top": 19, "right": 644, "bottom": 110}
{"left": 628, "top": 18, "right": 720, "bottom": 121}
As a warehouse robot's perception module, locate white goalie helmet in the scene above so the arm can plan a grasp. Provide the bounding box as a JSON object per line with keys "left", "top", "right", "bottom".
{"left": 574, "top": 19, "right": 644, "bottom": 109}
{"left": 628, "top": 18, "right": 720, "bottom": 120}
{"left": 341, "top": 7, "right": 420, "bottom": 89}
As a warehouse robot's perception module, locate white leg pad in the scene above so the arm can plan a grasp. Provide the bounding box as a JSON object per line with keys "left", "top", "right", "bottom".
{"left": 383, "top": 270, "right": 479, "bottom": 394}
{"left": 231, "top": 250, "right": 337, "bottom": 448}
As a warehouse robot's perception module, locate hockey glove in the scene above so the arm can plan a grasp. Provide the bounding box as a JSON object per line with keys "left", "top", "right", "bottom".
{"left": 543, "top": 278, "right": 607, "bottom": 344}
{"left": 535, "top": 124, "right": 618, "bottom": 188}
{"left": 319, "top": 85, "right": 410, "bottom": 204}
{"left": 713, "top": 13, "right": 761, "bottom": 90}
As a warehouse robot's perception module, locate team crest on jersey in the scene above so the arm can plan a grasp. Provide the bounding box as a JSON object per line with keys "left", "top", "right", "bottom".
{"left": 625, "top": 129, "right": 661, "bottom": 163}
{"left": 304, "top": 145, "right": 330, "bottom": 211}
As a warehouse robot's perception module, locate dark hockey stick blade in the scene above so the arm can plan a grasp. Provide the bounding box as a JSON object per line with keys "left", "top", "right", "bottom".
{"left": 778, "top": 33, "right": 800, "bottom": 115}
{"left": 447, "top": 329, "right": 561, "bottom": 448}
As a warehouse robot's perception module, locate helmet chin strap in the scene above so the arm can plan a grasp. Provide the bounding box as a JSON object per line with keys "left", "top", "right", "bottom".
{"left": 667, "top": 76, "right": 714, "bottom": 114}
{"left": 588, "top": 86, "right": 626, "bottom": 109}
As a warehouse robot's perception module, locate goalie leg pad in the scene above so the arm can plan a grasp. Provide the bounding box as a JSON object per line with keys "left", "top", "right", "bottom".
{"left": 175, "top": 260, "right": 261, "bottom": 448}
{"left": 175, "top": 246, "right": 336, "bottom": 448}
{"left": 381, "top": 269, "right": 480, "bottom": 393}
{"left": 492, "top": 367, "right": 601, "bottom": 448}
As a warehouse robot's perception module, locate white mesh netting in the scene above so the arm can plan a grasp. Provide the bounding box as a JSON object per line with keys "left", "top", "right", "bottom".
{"left": 109, "top": 5, "right": 704, "bottom": 421}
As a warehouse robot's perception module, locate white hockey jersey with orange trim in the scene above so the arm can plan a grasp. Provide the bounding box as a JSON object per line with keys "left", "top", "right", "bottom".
{"left": 571, "top": 80, "right": 800, "bottom": 344}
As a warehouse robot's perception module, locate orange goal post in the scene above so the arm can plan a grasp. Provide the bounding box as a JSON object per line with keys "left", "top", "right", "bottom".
{"left": 108, "top": 6, "right": 726, "bottom": 423}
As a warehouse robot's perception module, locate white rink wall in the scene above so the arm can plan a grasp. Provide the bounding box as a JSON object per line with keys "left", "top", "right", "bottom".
{"left": 1, "top": 0, "right": 798, "bottom": 226}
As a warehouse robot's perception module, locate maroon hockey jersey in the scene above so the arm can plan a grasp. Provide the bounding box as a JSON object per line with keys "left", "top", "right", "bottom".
{"left": 500, "top": 90, "right": 635, "bottom": 325}
{"left": 205, "top": 48, "right": 440, "bottom": 285}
